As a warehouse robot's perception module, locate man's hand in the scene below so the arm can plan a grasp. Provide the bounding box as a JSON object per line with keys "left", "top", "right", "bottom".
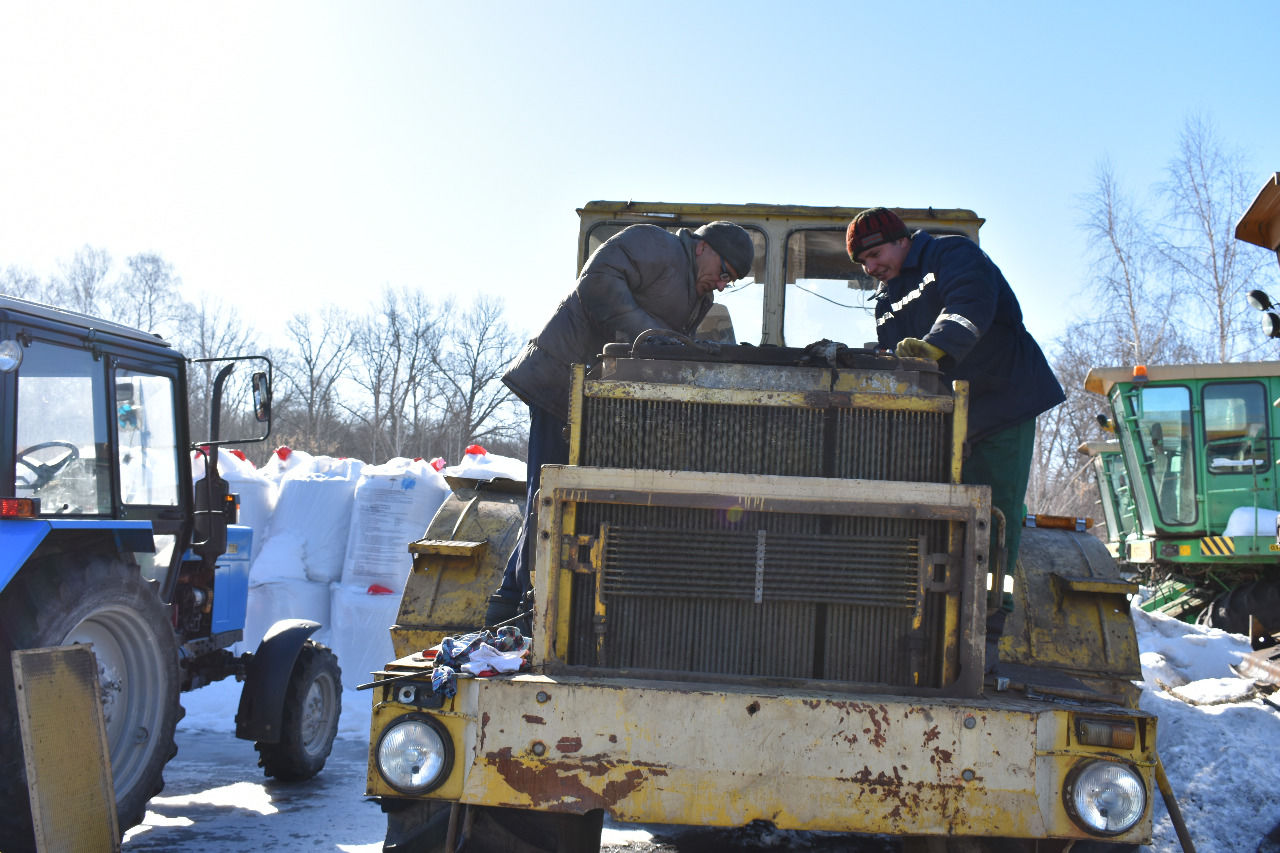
{"left": 895, "top": 337, "right": 946, "bottom": 361}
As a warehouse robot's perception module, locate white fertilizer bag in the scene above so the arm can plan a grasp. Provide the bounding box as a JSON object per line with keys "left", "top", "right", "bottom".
{"left": 267, "top": 469, "right": 360, "bottom": 583}
{"left": 340, "top": 457, "right": 451, "bottom": 591}
{"left": 240, "top": 577, "right": 332, "bottom": 653}
{"left": 442, "top": 444, "right": 526, "bottom": 484}
{"left": 328, "top": 582, "right": 401, "bottom": 690}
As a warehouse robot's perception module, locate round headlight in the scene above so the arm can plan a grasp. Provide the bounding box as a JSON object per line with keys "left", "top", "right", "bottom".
{"left": 1064, "top": 759, "right": 1146, "bottom": 835}
{"left": 0, "top": 340, "right": 22, "bottom": 373}
{"left": 376, "top": 714, "right": 453, "bottom": 795}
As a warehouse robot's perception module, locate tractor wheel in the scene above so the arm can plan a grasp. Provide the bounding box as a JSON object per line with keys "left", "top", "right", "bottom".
{"left": 454, "top": 805, "right": 603, "bottom": 853}
{"left": 1202, "top": 579, "right": 1280, "bottom": 645}
{"left": 254, "top": 640, "right": 342, "bottom": 781}
{"left": 0, "top": 555, "right": 181, "bottom": 852}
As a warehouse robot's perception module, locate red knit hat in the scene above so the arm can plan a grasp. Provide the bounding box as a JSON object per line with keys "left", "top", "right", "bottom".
{"left": 846, "top": 207, "right": 909, "bottom": 261}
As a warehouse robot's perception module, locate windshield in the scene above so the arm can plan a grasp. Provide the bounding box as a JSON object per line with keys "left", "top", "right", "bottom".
{"left": 14, "top": 340, "right": 110, "bottom": 514}
{"left": 783, "top": 228, "right": 879, "bottom": 348}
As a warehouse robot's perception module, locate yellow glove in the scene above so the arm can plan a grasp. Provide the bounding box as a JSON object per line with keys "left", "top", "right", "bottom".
{"left": 895, "top": 337, "right": 946, "bottom": 361}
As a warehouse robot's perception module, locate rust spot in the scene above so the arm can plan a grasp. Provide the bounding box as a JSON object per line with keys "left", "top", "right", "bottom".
{"left": 929, "top": 746, "right": 953, "bottom": 769}
{"left": 922, "top": 725, "right": 941, "bottom": 746}
{"left": 802, "top": 699, "right": 821, "bottom": 710}
{"left": 556, "top": 737, "right": 583, "bottom": 753}
{"left": 609, "top": 734, "right": 617, "bottom": 743}
{"left": 746, "top": 701, "right": 760, "bottom": 716}
{"left": 486, "top": 747, "right": 667, "bottom": 809}
{"left": 522, "top": 714, "right": 546, "bottom": 725}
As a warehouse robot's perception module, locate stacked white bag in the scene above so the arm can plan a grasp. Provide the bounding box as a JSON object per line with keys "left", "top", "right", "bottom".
{"left": 241, "top": 447, "right": 364, "bottom": 651}
{"left": 330, "top": 457, "right": 451, "bottom": 689}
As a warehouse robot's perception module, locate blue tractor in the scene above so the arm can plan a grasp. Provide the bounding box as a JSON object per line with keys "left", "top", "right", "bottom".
{"left": 0, "top": 295, "right": 342, "bottom": 851}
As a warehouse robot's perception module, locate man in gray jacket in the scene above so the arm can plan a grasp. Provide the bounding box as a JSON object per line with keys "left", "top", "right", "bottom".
{"left": 487, "top": 220, "right": 755, "bottom": 627}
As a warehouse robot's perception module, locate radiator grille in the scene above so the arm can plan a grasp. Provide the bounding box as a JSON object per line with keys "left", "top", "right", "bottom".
{"left": 581, "top": 397, "right": 951, "bottom": 482}
{"left": 567, "top": 503, "right": 950, "bottom": 687}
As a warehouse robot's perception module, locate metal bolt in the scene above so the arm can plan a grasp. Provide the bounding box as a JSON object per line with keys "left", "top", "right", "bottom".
{"left": 964, "top": 715, "right": 976, "bottom": 729}
{"left": 536, "top": 691, "right": 550, "bottom": 704}
{"left": 962, "top": 769, "right": 975, "bottom": 782}
{"left": 531, "top": 741, "right": 546, "bottom": 756}
{"left": 397, "top": 685, "right": 416, "bottom": 704}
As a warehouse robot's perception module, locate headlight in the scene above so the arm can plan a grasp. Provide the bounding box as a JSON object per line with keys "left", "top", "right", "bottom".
{"left": 376, "top": 714, "right": 453, "bottom": 795}
{"left": 0, "top": 339, "right": 22, "bottom": 373}
{"left": 1064, "top": 759, "right": 1146, "bottom": 835}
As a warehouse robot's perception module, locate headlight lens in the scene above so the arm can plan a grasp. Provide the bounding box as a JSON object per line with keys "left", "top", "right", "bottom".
{"left": 376, "top": 715, "right": 453, "bottom": 794}
{"left": 1065, "top": 759, "right": 1146, "bottom": 835}
{"left": 0, "top": 339, "right": 22, "bottom": 373}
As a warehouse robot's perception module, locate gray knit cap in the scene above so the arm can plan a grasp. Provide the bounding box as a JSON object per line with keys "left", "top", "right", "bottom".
{"left": 694, "top": 221, "right": 754, "bottom": 280}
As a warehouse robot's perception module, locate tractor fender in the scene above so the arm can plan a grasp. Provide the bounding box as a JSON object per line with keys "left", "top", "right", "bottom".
{"left": 235, "top": 618, "right": 321, "bottom": 744}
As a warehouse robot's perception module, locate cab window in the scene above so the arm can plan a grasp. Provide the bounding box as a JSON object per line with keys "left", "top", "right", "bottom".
{"left": 583, "top": 222, "right": 766, "bottom": 345}
{"left": 783, "top": 229, "right": 879, "bottom": 349}
{"left": 1202, "top": 382, "right": 1270, "bottom": 476}
{"left": 1131, "top": 385, "right": 1197, "bottom": 525}
{"left": 115, "top": 369, "right": 180, "bottom": 506}
{"left": 14, "top": 341, "right": 110, "bottom": 515}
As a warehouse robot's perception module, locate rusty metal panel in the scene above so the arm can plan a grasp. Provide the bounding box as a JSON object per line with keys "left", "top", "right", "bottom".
{"left": 13, "top": 644, "right": 120, "bottom": 852}
{"left": 433, "top": 674, "right": 1154, "bottom": 844}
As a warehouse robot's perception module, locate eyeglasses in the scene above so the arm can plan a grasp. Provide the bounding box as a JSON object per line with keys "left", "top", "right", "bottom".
{"left": 719, "top": 257, "right": 736, "bottom": 283}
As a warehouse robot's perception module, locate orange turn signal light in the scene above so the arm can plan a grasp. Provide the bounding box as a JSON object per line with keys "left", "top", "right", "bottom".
{"left": 0, "top": 497, "right": 40, "bottom": 519}
{"left": 1075, "top": 717, "right": 1137, "bottom": 749}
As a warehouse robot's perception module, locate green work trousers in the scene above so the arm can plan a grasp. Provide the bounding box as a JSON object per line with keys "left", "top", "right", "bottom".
{"left": 961, "top": 417, "right": 1036, "bottom": 607}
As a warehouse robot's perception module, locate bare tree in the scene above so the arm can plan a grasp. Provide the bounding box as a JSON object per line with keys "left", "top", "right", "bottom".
{"left": 173, "top": 295, "right": 264, "bottom": 445}
{"left": 346, "top": 288, "right": 442, "bottom": 462}
{"left": 1158, "top": 114, "right": 1274, "bottom": 362}
{"left": 108, "top": 253, "right": 189, "bottom": 338}
{"left": 0, "top": 266, "right": 49, "bottom": 302}
{"left": 1078, "top": 160, "right": 1187, "bottom": 365}
{"left": 429, "top": 295, "right": 525, "bottom": 460}
{"left": 56, "top": 245, "right": 112, "bottom": 315}
{"left": 276, "top": 307, "right": 354, "bottom": 453}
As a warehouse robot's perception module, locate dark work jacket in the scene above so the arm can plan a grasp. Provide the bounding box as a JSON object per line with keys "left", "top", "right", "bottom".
{"left": 503, "top": 224, "right": 712, "bottom": 421}
{"left": 873, "top": 232, "right": 1065, "bottom": 442}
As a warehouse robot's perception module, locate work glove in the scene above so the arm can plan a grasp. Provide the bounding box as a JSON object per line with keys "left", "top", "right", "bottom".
{"left": 895, "top": 337, "right": 946, "bottom": 362}
{"left": 635, "top": 330, "right": 720, "bottom": 355}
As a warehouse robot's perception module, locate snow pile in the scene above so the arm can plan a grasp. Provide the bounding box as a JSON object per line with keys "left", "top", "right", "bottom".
{"left": 1133, "top": 605, "right": 1280, "bottom": 850}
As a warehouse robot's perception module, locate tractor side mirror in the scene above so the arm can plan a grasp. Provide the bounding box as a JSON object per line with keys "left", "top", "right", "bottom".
{"left": 252, "top": 372, "right": 271, "bottom": 423}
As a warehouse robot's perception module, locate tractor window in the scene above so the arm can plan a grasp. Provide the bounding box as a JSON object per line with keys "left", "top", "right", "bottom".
{"left": 115, "top": 369, "right": 180, "bottom": 507}
{"left": 1202, "top": 382, "right": 1270, "bottom": 476}
{"left": 784, "top": 228, "right": 880, "bottom": 349}
{"left": 1131, "top": 385, "right": 1197, "bottom": 526}
{"left": 13, "top": 341, "right": 110, "bottom": 514}
{"left": 583, "top": 222, "right": 767, "bottom": 345}
{"left": 1101, "top": 452, "right": 1138, "bottom": 538}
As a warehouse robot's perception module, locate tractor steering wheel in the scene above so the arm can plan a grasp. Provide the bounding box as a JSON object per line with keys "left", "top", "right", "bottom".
{"left": 15, "top": 441, "right": 81, "bottom": 490}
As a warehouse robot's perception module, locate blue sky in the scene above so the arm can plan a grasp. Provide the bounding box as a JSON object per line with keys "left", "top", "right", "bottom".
{"left": 1, "top": 1, "right": 1276, "bottom": 356}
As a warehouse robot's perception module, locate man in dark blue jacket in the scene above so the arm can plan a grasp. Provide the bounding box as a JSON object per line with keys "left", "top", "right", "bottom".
{"left": 847, "top": 207, "right": 1064, "bottom": 610}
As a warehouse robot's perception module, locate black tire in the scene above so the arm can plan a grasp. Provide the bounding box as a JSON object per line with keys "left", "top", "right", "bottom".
{"left": 1202, "top": 579, "right": 1280, "bottom": 641}
{"left": 255, "top": 640, "right": 342, "bottom": 781}
{"left": 0, "top": 555, "right": 181, "bottom": 852}
{"left": 457, "top": 805, "right": 603, "bottom": 853}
